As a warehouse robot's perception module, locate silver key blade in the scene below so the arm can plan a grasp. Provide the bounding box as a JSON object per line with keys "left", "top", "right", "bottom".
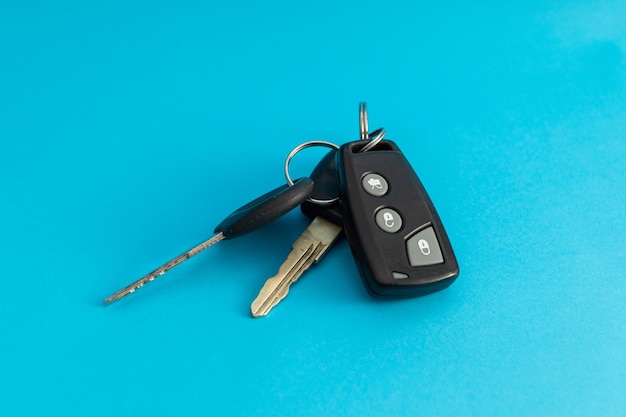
{"left": 103, "top": 232, "right": 225, "bottom": 305}
{"left": 251, "top": 217, "right": 342, "bottom": 317}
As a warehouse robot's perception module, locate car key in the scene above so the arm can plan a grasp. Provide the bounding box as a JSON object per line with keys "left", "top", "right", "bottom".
{"left": 337, "top": 139, "right": 459, "bottom": 297}
{"left": 103, "top": 178, "right": 314, "bottom": 305}
{"left": 250, "top": 148, "right": 343, "bottom": 317}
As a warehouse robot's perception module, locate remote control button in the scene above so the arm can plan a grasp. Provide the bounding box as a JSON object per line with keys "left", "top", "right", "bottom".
{"left": 361, "top": 173, "right": 388, "bottom": 197}
{"left": 406, "top": 226, "right": 444, "bottom": 266}
{"left": 375, "top": 208, "right": 402, "bottom": 233}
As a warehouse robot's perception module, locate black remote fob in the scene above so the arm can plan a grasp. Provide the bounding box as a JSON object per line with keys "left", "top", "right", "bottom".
{"left": 337, "top": 139, "right": 459, "bottom": 297}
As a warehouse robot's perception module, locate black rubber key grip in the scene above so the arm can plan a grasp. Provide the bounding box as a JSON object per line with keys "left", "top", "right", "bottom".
{"left": 215, "top": 177, "right": 314, "bottom": 239}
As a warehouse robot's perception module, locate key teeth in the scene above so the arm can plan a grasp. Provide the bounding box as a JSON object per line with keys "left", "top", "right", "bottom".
{"left": 249, "top": 218, "right": 342, "bottom": 318}
{"left": 102, "top": 232, "right": 226, "bottom": 306}
{"left": 250, "top": 244, "right": 318, "bottom": 317}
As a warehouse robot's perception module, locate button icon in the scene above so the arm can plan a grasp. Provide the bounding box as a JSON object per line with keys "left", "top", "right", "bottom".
{"left": 375, "top": 208, "right": 402, "bottom": 233}
{"left": 418, "top": 239, "right": 430, "bottom": 255}
{"left": 383, "top": 212, "right": 395, "bottom": 228}
{"left": 368, "top": 178, "right": 383, "bottom": 189}
{"left": 361, "top": 173, "right": 389, "bottom": 197}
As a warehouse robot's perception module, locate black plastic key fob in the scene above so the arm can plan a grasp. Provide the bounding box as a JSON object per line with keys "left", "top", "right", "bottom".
{"left": 337, "top": 140, "right": 459, "bottom": 297}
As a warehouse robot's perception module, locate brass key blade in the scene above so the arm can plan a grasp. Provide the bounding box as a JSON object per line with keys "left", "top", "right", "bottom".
{"left": 251, "top": 217, "right": 342, "bottom": 317}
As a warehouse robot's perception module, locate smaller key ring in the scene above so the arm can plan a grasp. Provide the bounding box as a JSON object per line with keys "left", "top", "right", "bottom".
{"left": 284, "top": 140, "right": 340, "bottom": 205}
{"left": 359, "top": 128, "right": 386, "bottom": 153}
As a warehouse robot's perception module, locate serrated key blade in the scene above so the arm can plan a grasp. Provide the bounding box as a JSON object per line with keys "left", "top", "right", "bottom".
{"left": 103, "top": 232, "right": 225, "bottom": 305}
{"left": 251, "top": 217, "right": 342, "bottom": 317}
{"left": 251, "top": 242, "right": 320, "bottom": 317}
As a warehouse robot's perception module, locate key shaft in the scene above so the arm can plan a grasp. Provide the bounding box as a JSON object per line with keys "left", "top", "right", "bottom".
{"left": 103, "top": 233, "right": 225, "bottom": 305}
{"left": 251, "top": 217, "right": 341, "bottom": 317}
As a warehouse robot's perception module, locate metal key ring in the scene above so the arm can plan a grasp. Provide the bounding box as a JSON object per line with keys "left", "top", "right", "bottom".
{"left": 359, "top": 127, "right": 386, "bottom": 153}
{"left": 359, "top": 102, "right": 369, "bottom": 140}
{"left": 284, "top": 140, "right": 340, "bottom": 205}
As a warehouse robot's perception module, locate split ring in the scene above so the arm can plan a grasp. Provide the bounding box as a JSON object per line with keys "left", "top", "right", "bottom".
{"left": 359, "top": 102, "right": 369, "bottom": 140}
{"left": 359, "top": 128, "right": 386, "bottom": 153}
{"left": 284, "top": 140, "right": 340, "bottom": 205}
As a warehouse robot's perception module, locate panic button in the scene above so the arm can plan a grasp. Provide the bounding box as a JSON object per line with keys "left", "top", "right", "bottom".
{"left": 362, "top": 173, "right": 389, "bottom": 197}
{"left": 406, "top": 226, "right": 444, "bottom": 266}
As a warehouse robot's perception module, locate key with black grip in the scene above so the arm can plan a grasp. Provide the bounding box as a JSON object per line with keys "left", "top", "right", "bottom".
{"left": 337, "top": 139, "right": 459, "bottom": 297}
{"left": 104, "top": 178, "right": 315, "bottom": 305}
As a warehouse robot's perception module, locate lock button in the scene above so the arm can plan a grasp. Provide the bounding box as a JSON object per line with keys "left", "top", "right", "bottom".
{"left": 406, "top": 226, "right": 444, "bottom": 266}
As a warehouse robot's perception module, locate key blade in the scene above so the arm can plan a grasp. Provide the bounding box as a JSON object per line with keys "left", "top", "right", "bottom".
{"left": 251, "top": 217, "right": 342, "bottom": 317}
{"left": 103, "top": 232, "right": 225, "bottom": 305}
{"left": 251, "top": 242, "right": 320, "bottom": 317}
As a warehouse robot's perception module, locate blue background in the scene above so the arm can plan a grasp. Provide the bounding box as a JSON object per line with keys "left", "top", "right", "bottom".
{"left": 1, "top": 1, "right": 624, "bottom": 416}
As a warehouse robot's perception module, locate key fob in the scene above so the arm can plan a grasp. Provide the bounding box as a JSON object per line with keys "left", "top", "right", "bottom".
{"left": 336, "top": 140, "right": 459, "bottom": 297}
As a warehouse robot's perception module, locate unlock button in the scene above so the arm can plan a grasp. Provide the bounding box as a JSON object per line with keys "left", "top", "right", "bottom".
{"left": 406, "top": 226, "right": 444, "bottom": 266}
{"left": 375, "top": 208, "right": 402, "bottom": 233}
